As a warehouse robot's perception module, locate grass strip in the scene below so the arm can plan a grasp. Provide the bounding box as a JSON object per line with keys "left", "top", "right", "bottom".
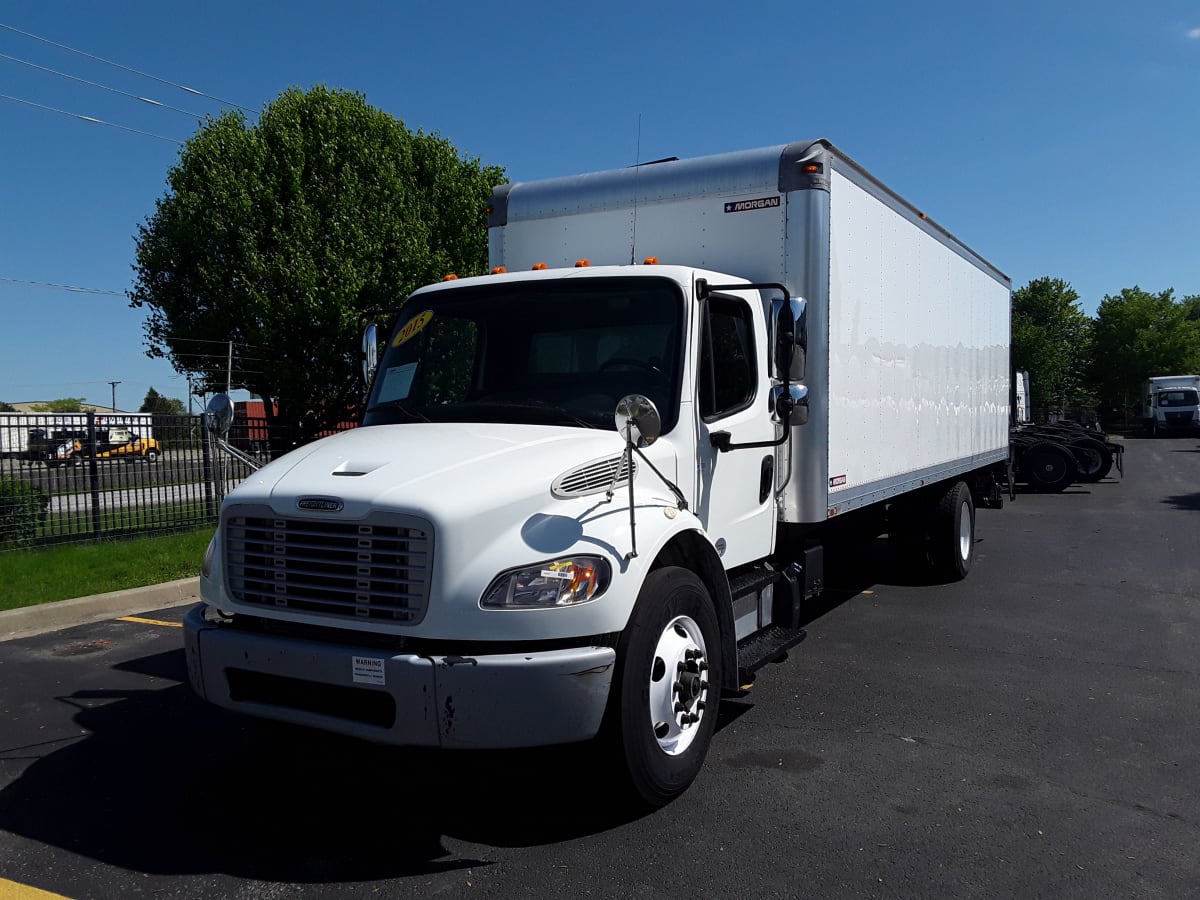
{"left": 0, "top": 527, "right": 214, "bottom": 611}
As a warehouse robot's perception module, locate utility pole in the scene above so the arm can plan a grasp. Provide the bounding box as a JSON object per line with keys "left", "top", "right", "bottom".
{"left": 108, "top": 380, "right": 121, "bottom": 412}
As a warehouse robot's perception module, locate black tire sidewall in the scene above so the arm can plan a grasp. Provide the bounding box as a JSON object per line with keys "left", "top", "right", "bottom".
{"left": 612, "top": 566, "right": 721, "bottom": 807}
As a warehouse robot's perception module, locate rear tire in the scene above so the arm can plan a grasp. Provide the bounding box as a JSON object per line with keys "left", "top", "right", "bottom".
{"left": 933, "top": 481, "right": 974, "bottom": 581}
{"left": 608, "top": 566, "right": 722, "bottom": 808}
{"left": 1022, "top": 441, "right": 1077, "bottom": 492}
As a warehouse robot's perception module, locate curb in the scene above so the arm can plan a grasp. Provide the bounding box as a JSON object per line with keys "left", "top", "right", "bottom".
{"left": 0, "top": 577, "right": 201, "bottom": 642}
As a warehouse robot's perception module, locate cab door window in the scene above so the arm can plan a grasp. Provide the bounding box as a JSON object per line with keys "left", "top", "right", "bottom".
{"left": 699, "top": 295, "right": 756, "bottom": 421}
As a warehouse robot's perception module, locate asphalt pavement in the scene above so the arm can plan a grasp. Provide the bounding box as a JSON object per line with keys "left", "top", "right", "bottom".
{"left": 0, "top": 435, "right": 1197, "bottom": 899}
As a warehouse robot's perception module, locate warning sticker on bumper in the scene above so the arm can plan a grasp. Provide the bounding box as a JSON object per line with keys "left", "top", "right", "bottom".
{"left": 353, "top": 656, "right": 386, "bottom": 685}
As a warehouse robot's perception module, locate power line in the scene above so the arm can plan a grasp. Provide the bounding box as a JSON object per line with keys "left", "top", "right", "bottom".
{"left": 0, "top": 51, "right": 206, "bottom": 118}
{"left": 0, "top": 92, "right": 183, "bottom": 143}
{"left": 0, "top": 21, "right": 253, "bottom": 113}
{"left": 0, "top": 276, "right": 125, "bottom": 296}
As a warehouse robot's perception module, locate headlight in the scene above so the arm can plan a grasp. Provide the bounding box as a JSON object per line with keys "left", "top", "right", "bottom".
{"left": 201, "top": 532, "right": 217, "bottom": 579}
{"left": 481, "top": 556, "right": 611, "bottom": 609}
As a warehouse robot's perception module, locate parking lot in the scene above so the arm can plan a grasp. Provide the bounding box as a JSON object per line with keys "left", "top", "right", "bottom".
{"left": 0, "top": 436, "right": 1197, "bottom": 899}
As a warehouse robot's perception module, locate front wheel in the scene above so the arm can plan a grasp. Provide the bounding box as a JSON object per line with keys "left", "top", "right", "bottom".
{"left": 608, "top": 566, "right": 722, "bottom": 807}
{"left": 144, "top": 448, "right": 160, "bottom": 462}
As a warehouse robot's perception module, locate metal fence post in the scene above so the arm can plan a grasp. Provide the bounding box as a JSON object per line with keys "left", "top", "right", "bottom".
{"left": 87, "top": 411, "right": 102, "bottom": 540}
{"left": 201, "top": 416, "right": 216, "bottom": 520}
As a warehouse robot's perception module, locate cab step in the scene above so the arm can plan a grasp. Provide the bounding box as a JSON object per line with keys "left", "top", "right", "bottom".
{"left": 736, "top": 624, "right": 807, "bottom": 681}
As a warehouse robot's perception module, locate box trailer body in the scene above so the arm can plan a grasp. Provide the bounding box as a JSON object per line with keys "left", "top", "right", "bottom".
{"left": 489, "top": 140, "right": 1011, "bottom": 523}
{"left": 185, "top": 140, "right": 1012, "bottom": 805}
{"left": 1143, "top": 375, "right": 1200, "bottom": 435}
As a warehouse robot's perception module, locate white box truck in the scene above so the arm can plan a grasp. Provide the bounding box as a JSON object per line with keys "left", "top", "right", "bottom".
{"left": 1142, "top": 375, "right": 1200, "bottom": 436}
{"left": 185, "top": 140, "right": 1012, "bottom": 805}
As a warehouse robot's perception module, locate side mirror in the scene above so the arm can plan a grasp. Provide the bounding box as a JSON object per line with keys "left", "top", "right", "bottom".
{"left": 205, "top": 394, "right": 234, "bottom": 437}
{"left": 771, "top": 297, "right": 807, "bottom": 382}
{"left": 772, "top": 383, "right": 810, "bottom": 427}
{"left": 615, "top": 394, "right": 662, "bottom": 448}
{"left": 362, "top": 323, "right": 379, "bottom": 387}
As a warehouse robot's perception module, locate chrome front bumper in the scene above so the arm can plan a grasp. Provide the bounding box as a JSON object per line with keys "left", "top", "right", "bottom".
{"left": 184, "top": 605, "right": 616, "bottom": 748}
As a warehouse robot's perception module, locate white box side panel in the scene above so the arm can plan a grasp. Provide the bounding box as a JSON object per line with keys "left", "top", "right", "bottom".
{"left": 827, "top": 170, "right": 1009, "bottom": 495}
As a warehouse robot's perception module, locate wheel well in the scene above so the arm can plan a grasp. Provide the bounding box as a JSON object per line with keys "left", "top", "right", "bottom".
{"left": 649, "top": 531, "right": 738, "bottom": 692}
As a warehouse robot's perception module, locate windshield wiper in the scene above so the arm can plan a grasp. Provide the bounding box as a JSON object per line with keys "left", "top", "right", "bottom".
{"left": 365, "top": 400, "right": 431, "bottom": 423}
{"left": 466, "top": 400, "right": 600, "bottom": 429}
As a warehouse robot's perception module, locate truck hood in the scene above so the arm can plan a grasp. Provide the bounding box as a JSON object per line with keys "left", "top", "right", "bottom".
{"left": 225, "top": 422, "right": 649, "bottom": 521}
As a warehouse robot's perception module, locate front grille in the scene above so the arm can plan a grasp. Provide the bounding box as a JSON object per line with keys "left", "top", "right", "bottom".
{"left": 224, "top": 505, "right": 433, "bottom": 624}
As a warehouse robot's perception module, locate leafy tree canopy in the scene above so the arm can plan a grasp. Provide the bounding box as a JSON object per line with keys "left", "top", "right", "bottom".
{"left": 29, "top": 398, "right": 87, "bottom": 412}
{"left": 1090, "top": 286, "right": 1200, "bottom": 410}
{"left": 130, "top": 85, "right": 506, "bottom": 433}
{"left": 139, "top": 387, "right": 186, "bottom": 416}
{"left": 1011, "top": 277, "right": 1093, "bottom": 410}
{"left": 0, "top": 401, "right": 15, "bottom": 412}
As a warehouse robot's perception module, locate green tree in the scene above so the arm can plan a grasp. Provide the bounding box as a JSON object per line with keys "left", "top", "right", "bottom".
{"left": 130, "top": 85, "right": 505, "bottom": 436}
{"left": 1090, "top": 286, "right": 1200, "bottom": 415}
{"left": 0, "top": 401, "right": 15, "bottom": 412}
{"left": 1011, "top": 277, "right": 1094, "bottom": 412}
{"left": 139, "top": 387, "right": 186, "bottom": 416}
{"left": 29, "top": 398, "right": 87, "bottom": 412}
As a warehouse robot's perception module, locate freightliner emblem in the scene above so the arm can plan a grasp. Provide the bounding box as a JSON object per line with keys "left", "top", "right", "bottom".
{"left": 298, "top": 497, "right": 344, "bottom": 511}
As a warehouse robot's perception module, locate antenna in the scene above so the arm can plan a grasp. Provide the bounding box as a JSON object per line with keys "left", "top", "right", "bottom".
{"left": 630, "top": 113, "right": 641, "bottom": 264}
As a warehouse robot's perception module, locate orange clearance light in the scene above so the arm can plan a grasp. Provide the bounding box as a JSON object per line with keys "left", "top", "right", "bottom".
{"left": 805, "top": 164, "right": 820, "bottom": 173}
{"left": 532, "top": 262, "right": 548, "bottom": 270}
{"left": 643, "top": 256, "right": 659, "bottom": 265}
{"left": 491, "top": 266, "right": 507, "bottom": 274}
{"left": 575, "top": 259, "right": 591, "bottom": 267}
{"left": 443, "top": 273, "right": 458, "bottom": 281}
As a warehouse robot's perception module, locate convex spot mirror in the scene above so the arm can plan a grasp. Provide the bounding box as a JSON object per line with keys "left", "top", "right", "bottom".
{"left": 615, "top": 394, "right": 661, "bottom": 448}
{"left": 205, "top": 393, "right": 234, "bottom": 437}
{"left": 362, "top": 323, "right": 379, "bottom": 387}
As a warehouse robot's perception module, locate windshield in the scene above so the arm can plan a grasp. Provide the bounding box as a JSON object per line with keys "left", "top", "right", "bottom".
{"left": 1157, "top": 389, "right": 1199, "bottom": 408}
{"left": 363, "top": 277, "right": 684, "bottom": 432}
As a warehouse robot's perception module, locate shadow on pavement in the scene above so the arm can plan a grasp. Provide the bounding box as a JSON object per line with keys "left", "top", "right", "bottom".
{"left": 0, "top": 648, "right": 655, "bottom": 883}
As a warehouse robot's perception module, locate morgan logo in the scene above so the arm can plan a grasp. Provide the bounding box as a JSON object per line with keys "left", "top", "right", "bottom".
{"left": 724, "top": 196, "right": 781, "bottom": 213}
{"left": 298, "top": 497, "right": 344, "bottom": 512}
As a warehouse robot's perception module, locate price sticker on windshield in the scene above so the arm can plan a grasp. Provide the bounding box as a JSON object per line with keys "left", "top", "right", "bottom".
{"left": 392, "top": 310, "right": 433, "bottom": 347}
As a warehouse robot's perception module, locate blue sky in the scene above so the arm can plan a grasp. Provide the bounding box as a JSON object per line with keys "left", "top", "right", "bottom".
{"left": 2, "top": 1, "right": 1198, "bottom": 409}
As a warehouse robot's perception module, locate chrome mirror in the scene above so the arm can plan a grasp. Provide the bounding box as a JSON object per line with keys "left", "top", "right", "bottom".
{"left": 362, "top": 323, "right": 379, "bottom": 387}
{"left": 615, "top": 394, "right": 661, "bottom": 448}
{"left": 205, "top": 393, "right": 234, "bottom": 437}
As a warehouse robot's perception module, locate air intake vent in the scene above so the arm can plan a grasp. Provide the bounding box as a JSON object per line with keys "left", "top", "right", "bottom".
{"left": 552, "top": 454, "right": 637, "bottom": 498}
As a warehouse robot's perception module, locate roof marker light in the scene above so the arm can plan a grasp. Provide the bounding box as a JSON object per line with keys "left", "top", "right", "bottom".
{"left": 643, "top": 256, "right": 659, "bottom": 265}
{"left": 443, "top": 274, "right": 458, "bottom": 281}
{"left": 575, "top": 259, "right": 591, "bottom": 267}
{"left": 491, "top": 266, "right": 507, "bottom": 274}
{"left": 532, "top": 262, "right": 548, "bottom": 270}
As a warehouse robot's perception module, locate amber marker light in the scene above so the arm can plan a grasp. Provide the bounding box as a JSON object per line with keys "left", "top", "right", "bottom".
{"left": 443, "top": 274, "right": 458, "bottom": 281}
{"left": 575, "top": 259, "right": 591, "bottom": 267}
{"left": 491, "top": 266, "right": 507, "bottom": 274}
{"left": 643, "top": 256, "right": 659, "bottom": 265}
{"left": 532, "top": 262, "right": 548, "bottom": 270}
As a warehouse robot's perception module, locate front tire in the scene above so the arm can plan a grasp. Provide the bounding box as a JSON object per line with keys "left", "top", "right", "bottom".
{"left": 609, "top": 566, "right": 722, "bottom": 807}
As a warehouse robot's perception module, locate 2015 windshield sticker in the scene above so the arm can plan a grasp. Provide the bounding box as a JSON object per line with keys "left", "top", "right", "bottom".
{"left": 392, "top": 310, "right": 433, "bottom": 347}
{"left": 724, "top": 196, "right": 781, "bottom": 213}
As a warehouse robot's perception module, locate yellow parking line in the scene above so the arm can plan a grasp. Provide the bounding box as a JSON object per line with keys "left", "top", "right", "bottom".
{"left": 117, "top": 616, "right": 183, "bottom": 628}
{"left": 0, "top": 878, "right": 71, "bottom": 899}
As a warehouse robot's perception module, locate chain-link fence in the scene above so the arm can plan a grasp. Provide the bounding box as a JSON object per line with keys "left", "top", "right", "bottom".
{"left": 0, "top": 412, "right": 263, "bottom": 551}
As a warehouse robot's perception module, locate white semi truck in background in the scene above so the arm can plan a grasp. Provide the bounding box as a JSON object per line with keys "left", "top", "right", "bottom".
{"left": 1142, "top": 375, "right": 1200, "bottom": 436}
{"left": 186, "top": 140, "right": 1012, "bottom": 805}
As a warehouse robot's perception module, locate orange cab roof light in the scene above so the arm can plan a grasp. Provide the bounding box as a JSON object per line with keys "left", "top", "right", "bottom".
{"left": 532, "top": 262, "right": 548, "bottom": 270}
{"left": 491, "top": 266, "right": 507, "bottom": 274}
{"left": 575, "top": 259, "right": 591, "bottom": 267}
{"left": 643, "top": 256, "right": 659, "bottom": 265}
{"left": 442, "top": 274, "right": 458, "bottom": 281}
